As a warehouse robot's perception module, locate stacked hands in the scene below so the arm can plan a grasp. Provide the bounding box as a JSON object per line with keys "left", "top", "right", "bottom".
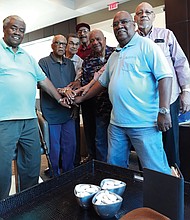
{"left": 57, "top": 66, "right": 106, "bottom": 108}
{"left": 57, "top": 83, "right": 86, "bottom": 108}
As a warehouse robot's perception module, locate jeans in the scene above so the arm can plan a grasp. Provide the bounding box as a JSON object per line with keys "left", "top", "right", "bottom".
{"left": 49, "top": 119, "right": 76, "bottom": 176}
{"left": 95, "top": 115, "right": 110, "bottom": 162}
{"left": 107, "top": 124, "right": 171, "bottom": 174}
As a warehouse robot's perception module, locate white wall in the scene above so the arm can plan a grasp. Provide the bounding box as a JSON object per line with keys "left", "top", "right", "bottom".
{"left": 91, "top": 5, "right": 165, "bottom": 47}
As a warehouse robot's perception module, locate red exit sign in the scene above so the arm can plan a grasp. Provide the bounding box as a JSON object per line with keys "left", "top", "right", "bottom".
{"left": 108, "top": 2, "right": 119, "bottom": 11}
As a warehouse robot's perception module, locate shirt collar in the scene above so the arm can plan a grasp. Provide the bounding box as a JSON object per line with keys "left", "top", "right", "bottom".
{"left": 50, "top": 52, "right": 65, "bottom": 64}
{"left": 0, "top": 38, "right": 24, "bottom": 54}
{"left": 137, "top": 26, "right": 153, "bottom": 37}
{"left": 115, "top": 32, "right": 139, "bottom": 52}
{"left": 79, "top": 43, "right": 91, "bottom": 51}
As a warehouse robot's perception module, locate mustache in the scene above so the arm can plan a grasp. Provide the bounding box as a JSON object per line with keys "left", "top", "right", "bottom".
{"left": 80, "top": 36, "right": 87, "bottom": 39}
{"left": 115, "top": 28, "right": 127, "bottom": 36}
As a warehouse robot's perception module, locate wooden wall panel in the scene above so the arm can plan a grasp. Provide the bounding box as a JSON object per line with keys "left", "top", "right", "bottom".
{"left": 22, "top": 18, "right": 77, "bottom": 44}
{"left": 165, "top": 0, "right": 190, "bottom": 61}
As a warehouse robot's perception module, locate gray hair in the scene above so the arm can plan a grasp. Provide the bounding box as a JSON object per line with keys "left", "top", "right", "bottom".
{"left": 3, "top": 15, "right": 26, "bottom": 29}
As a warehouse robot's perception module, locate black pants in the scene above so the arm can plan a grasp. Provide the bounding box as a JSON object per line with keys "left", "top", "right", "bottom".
{"left": 81, "top": 98, "right": 96, "bottom": 159}
{"left": 162, "top": 97, "right": 180, "bottom": 167}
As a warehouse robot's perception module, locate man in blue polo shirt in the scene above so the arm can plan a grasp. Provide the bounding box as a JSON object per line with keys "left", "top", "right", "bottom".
{"left": 75, "top": 11, "right": 173, "bottom": 174}
{"left": 39, "top": 35, "right": 77, "bottom": 177}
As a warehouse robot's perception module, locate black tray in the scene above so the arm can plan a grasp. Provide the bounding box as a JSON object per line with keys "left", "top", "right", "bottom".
{"left": 0, "top": 160, "right": 189, "bottom": 220}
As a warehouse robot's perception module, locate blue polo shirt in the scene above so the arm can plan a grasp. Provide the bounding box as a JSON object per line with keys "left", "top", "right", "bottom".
{"left": 99, "top": 33, "right": 173, "bottom": 127}
{"left": 39, "top": 53, "right": 76, "bottom": 124}
{"left": 0, "top": 39, "right": 46, "bottom": 121}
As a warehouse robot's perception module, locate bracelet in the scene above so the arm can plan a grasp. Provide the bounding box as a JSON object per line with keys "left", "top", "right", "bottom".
{"left": 182, "top": 88, "right": 190, "bottom": 92}
{"left": 57, "top": 98, "right": 64, "bottom": 104}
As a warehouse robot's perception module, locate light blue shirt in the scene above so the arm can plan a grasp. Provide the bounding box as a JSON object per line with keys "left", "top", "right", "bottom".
{"left": 0, "top": 39, "right": 46, "bottom": 121}
{"left": 99, "top": 33, "right": 173, "bottom": 127}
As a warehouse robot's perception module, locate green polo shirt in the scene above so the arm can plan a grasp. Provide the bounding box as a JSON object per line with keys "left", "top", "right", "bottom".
{"left": 0, "top": 39, "right": 46, "bottom": 121}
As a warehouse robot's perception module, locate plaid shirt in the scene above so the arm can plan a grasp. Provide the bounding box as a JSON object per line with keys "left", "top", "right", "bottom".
{"left": 82, "top": 45, "right": 115, "bottom": 117}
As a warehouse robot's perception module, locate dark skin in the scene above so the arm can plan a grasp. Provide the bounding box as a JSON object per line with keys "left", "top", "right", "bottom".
{"left": 3, "top": 17, "right": 71, "bottom": 108}
{"left": 3, "top": 18, "right": 25, "bottom": 52}
{"left": 134, "top": 2, "right": 190, "bottom": 113}
{"left": 75, "top": 11, "right": 172, "bottom": 132}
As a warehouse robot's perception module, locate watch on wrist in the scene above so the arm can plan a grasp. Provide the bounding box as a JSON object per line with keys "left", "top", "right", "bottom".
{"left": 159, "top": 107, "right": 170, "bottom": 114}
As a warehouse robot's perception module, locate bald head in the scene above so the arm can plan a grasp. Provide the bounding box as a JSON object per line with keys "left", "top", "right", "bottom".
{"left": 114, "top": 11, "right": 133, "bottom": 22}
{"left": 52, "top": 35, "right": 66, "bottom": 44}
{"left": 89, "top": 29, "right": 105, "bottom": 41}
{"left": 135, "top": 2, "right": 154, "bottom": 14}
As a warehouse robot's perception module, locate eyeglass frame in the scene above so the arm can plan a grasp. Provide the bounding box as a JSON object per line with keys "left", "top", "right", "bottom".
{"left": 77, "top": 29, "right": 89, "bottom": 35}
{"left": 53, "top": 41, "right": 67, "bottom": 47}
{"left": 135, "top": 10, "right": 154, "bottom": 16}
{"left": 68, "top": 41, "right": 80, "bottom": 47}
{"left": 112, "top": 19, "right": 133, "bottom": 28}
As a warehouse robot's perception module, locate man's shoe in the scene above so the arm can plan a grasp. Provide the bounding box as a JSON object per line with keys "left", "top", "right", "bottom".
{"left": 80, "top": 155, "right": 93, "bottom": 164}
{"left": 44, "top": 167, "right": 50, "bottom": 175}
{"left": 44, "top": 167, "right": 53, "bottom": 178}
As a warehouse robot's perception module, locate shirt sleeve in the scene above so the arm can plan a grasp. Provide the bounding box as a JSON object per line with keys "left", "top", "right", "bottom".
{"left": 168, "top": 30, "right": 190, "bottom": 86}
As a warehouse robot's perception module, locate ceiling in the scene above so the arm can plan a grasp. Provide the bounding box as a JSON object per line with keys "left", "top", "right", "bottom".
{"left": 0, "top": 0, "right": 165, "bottom": 47}
{"left": 0, "top": 0, "right": 128, "bottom": 36}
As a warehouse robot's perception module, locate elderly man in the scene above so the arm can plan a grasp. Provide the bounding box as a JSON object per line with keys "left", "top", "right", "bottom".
{"left": 39, "top": 35, "right": 76, "bottom": 177}
{"left": 78, "top": 29, "right": 115, "bottom": 162}
{"left": 75, "top": 11, "right": 173, "bottom": 174}
{"left": 65, "top": 33, "right": 83, "bottom": 166}
{"left": 134, "top": 2, "right": 190, "bottom": 167}
{"left": 0, "top": 15, "right": 70, "bottom": 200}
{"left": 76, "top": 22, "right": 91, "bottom": 60}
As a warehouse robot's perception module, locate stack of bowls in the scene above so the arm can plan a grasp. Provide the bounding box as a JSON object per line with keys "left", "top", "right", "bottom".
{"left": 74, "top": 178, "right": 126, "bottom": 218}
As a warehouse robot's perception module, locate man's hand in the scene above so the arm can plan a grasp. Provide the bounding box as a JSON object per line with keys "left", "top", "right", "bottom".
{"left": 57, "top": 87, "right": 76, "bottom": 100}
{"left": 157, "top": 113, "right": 172, "bottom": 132}
{"left": 67, "top": 80, "right": 81, "bottom": 90}
{"left": 74, "top": 96, "right": 84, "bottom": 105}
{"left": 180, "top": 91, "right": 190, "bottom": 113}
{"left": 58, "top": 97, "right": 73, "bottom": 108}
{"left": 75, "top": 84, "right": 91, "bottom": 96}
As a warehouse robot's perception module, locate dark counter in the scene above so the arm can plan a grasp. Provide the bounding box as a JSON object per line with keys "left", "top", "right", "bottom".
{"left": 0, "top": 160, "right": 189, "bottom": 220}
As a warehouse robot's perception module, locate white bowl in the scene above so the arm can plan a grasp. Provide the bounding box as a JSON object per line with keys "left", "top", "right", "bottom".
{"left": 92, "top": 190, "right": 123, "bottom": 219}
{"left": 100, "top": 178, "right": 126, "bottom": 196}
{"left": 74, "top": 184, "right": 100, "bottom": 209}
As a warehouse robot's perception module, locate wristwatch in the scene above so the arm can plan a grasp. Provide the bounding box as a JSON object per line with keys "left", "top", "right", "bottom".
{"left": 159, "top": 107, "right": 170, "bottom": 114}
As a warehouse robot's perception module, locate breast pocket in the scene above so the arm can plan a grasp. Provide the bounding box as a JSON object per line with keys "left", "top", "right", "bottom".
{"left": 121, "top": 57, "right": 138, "bottom": 72}
{"left": 122, "top": 57, "right": 137, "bottom": 72}
{"left": 156, "top": 43, "right": 170, "bottom": 58}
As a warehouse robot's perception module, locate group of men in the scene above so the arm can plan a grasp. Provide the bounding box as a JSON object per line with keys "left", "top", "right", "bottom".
{"left": 0, "top": 1, "right": 190, "bottom": 200}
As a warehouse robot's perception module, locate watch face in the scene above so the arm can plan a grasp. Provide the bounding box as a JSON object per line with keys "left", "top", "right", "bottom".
{"left": 160, "top": 108, "right": 165, "bottom": 114}
{"left": 159, "top": 107, "right": 169, "bottom": 114}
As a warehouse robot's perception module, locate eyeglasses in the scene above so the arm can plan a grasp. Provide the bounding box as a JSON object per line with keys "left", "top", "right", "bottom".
{"left": 112, "top": 19, "right": 132, "bottom": 28}
{"left": 135, "top": 10, "right": 154, "bottom": 16}
{"left": 68, "top": 41, "right": 80, "bottom": 47}
{"left": 53, "top": 41, "right": 67, "bottom": 47}
{"left": 77, "top": 29, "right": 89, "bottom": 35}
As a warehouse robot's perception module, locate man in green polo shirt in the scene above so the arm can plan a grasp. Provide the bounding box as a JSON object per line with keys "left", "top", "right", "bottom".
{"left": 0, "top": 15, "right": 71, "bottom": 200}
